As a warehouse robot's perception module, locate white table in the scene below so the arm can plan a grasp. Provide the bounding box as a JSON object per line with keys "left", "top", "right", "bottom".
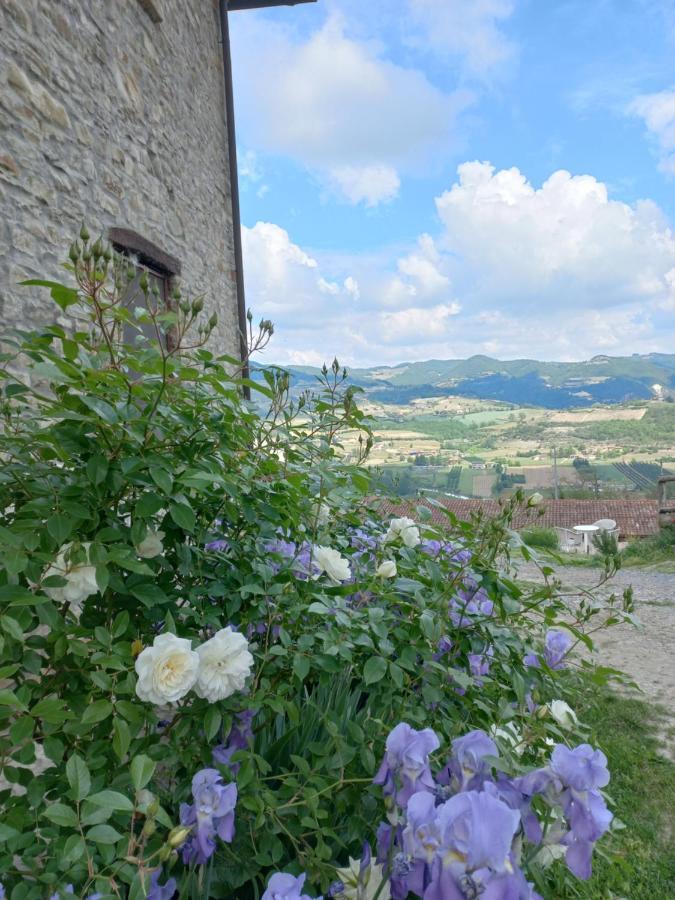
{"left": 574, "top": 524, "right": 600, "bottom": 555}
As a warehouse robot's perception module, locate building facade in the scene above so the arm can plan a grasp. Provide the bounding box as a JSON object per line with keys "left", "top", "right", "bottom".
{"left": 0, "top": 0, "right": 241, "bottom": 357}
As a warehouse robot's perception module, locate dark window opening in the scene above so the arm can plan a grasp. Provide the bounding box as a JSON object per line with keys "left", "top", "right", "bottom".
{"left": 108, "top": 228, "right": 180, "bottom": 348}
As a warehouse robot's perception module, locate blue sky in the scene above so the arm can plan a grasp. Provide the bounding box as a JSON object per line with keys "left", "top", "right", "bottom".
{"left": 230, "top": 0, "right": 675, "bottom": 367}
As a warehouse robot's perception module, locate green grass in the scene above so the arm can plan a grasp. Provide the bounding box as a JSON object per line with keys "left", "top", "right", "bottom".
{"left": 621, "top": 527, "right": 675, "bottom": 566}
{"left": 543, "top": 688, "right": 675, "bottom": 898}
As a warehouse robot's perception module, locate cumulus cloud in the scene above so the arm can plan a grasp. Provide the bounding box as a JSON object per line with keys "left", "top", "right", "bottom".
{"left": 230, "top": 15, "right": 471, "bottom": 205}
{"left": 243, "top": 164, "right": 675, "bottom": 366}
{"left": 435, "top": 161, "right": 675, "bottom": 308}
{"left": 407, "top": 0, "right": 516, "bottom": 77}
{"left": 628, "top": 89, "right": 675, "bottom": 174}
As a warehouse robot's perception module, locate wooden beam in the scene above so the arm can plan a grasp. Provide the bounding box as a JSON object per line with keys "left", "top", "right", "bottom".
{"left": 228, "top": 1, "right": 316, "bottom": 11}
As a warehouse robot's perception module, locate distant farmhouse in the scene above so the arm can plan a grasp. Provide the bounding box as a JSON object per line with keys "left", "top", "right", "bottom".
{"left": 1, "top": 1, "right": 315, "bottom": 357}
{"left": 378, "top": 498, "right": 660, "bottom": 540}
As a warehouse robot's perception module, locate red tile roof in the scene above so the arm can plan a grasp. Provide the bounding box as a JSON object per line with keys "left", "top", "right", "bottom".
{"left": 374, "top": 498, "right": 659, "bottom": 538}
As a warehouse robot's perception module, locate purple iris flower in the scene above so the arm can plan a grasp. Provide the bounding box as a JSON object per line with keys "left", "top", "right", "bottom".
{"left": 213, "top": 709, "right": 256, "bottom": 774}
{"left": 468, "top": 645, "right": 494, "bottom": 681}
{"left": 550, "top": 744, "right": 610, "bottom": 792}
{"left": 261, "top": 872, "right": 317, "bottom": 900}
{"left": 433, "top": 635, "right": 454, "bottom": 661}
{"left": 265, "top": 538, "right": 312, "bottom": 578}
{"left": 523, "top": 652, "right": 540, "bottom": 669}
{"left": 449, "top": 577, "right": 494, "bottom": 627}
{"left": 543, "top": 630, "right": 573, "bottom": 670}
{"left": 439, "top": 730, "right": 498, "bottom": 790}
{"left": 437, "top": 790, "right": 521, "bottom": 872}
{"left": 180, "top": 768, "right": 237, "bottom": 865}
{"left": 374, "top": 722, "right": 440, "bottom": 804}
{"left": 147, "top": 870, "right": 177, "bottom": 900}
{"left": 205, "top": 538, "right": 230, "bottom": 552}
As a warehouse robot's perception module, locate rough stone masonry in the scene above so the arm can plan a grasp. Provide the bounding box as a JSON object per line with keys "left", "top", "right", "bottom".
{"left": 0, "top": 0, "right": 241, "bottom": 357}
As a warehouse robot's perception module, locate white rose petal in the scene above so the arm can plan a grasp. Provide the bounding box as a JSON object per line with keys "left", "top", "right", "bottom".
{"left": 547, "top": 699, "right": 578, "bottom": 729}
{"left": 383, "top": 516, "right": 421, "bottom": 548}
{"left": 312, "top": 500, "right": 331, "bottom": 527}
{"left": 528, "top": 492, "right": 544, "bottom": 507}
{"left": 313, "top": 545, "right": 352, "bottom": 583}
{"left": 194, "top": 626, "right": 254, "bottom": 703}
{"left": 135, "top": 633, "right": 200, "bottom": 705}
{"left": 42, "top": 542, "right": 99, "bottom": 616}
{"left": 376, "top": 560, "right": 397, "bottom": 579}
{"left": 136, "top": 529, "right": 165, "bottom": 559}
{"left": 489, "top": 723, "right": 526, "bottom": 756}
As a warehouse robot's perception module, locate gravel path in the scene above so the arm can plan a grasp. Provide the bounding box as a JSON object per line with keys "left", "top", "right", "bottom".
{"left": 516, "top": 562, "right": 675, "bottom": 756}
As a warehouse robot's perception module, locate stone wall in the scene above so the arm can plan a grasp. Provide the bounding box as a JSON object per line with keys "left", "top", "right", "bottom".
{"left": 0, "top": 0, "right": 241, "bottom": 357}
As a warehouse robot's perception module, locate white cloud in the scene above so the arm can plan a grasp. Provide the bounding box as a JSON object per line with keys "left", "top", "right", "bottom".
{"left": 628, "top": 89, "right": 675, "bottom": 174}
{"left": 435, "top": 161, "right": 675, "bottom": 308}
{"left": 231, "top": 15, "right": 471, "bottom": 205}
{"left": 243, "top": 164, "right": 675, "bottom": 366}
{"left": 408, "top": 0, "right": 516, "bottom": 77}
{"left": 327, "top": 164, "right": 401, "bottom": 207}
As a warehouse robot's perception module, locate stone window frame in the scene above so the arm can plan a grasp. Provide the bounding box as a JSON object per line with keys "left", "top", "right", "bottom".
{"left": 108, "top": 227, "right": 180, "bottom": 346}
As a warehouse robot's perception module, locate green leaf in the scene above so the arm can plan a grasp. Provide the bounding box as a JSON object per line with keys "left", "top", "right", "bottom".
{"left": 0, "top": 824, "right": 20, "bottom": 842}
{"left": 363, "top": 656, "right": 388, "bottom": 685}
{"left": 88, "top": 790, "right": 134, "bottom": 812}
{"left": 47, "top": 514, "right": 74, "bottom": 544}
{"left": 389, "top": 661, "right": 405, "bottom": 688}
{"left": 86, "top": 455, "right": 109, "bottom": 486}
{"left": 130, "top": 754, "right": 156, "bottom": 790}
{"left": 31, "top": 696, "right": 73, "bottom": 724}
{"left": 9, "top": 716, "right": 34, "bottom": 744}
{"left": 112, "top": 718, "right": 131, "bottom": 761}
{"left": 80, "top": 396, "right": 118, "bottom": 424}
{"left": 204, "top": 707, "right": 222, "bottom": 742}
{"left": 169, "top": 502, "right": 196, "bottom": 532}
{"left": 0, "top": 584, "right": 47, "bottom": 607}
{"left": 135, "top": 492, "right": 164, "bottom": 517}
{"left": 81, "top": 699, "right": 113, "bottom": 725}
{"left": 86, "top": 824, "right": 123, "bottom": 844}
{"left": 293, "top": 655, "right": 310, "bottom": 682}
{"left": 20, "top": 279, "right": 79, "bottom": 310}
{"left": 66, "top": 753, "right": 91, "bottom": 801}
{"left": 129, "top": 582, "right": 169, "bottom": 608}
{"left": 150, "top": 467, "right": 173, "bottom": 495}
{"left": 43, "top": 802, "right": 79, "bottom": 828}
{"left": 0, "top": 689, "right": 27, "bottom": 711}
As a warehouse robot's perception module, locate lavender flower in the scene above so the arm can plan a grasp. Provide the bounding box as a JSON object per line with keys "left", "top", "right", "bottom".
{"left": 213, "top": 709, "right": 256, "bottom": 774}
{"left": 180, "top": 768, "right": 237, "bottom": 865}
{"left": 262, "top": 872, "right": 317, "bottom": 900}
{"left": 544, "top": 630, "right": 573, "bottom": 670}
{"left": 449, "top": 577, "right": 494, "bottom": 627}
{"left": 439, "top": 730, "right": 498, "bottom": 790}
{"left": 468, "top": 645, "right": 493, "bottom": 682}
{"left": 147, "top": 869, "right": 177, "bottom": 900}
{"left": 550, "top": 744, "right": 610, "bottom": 792}
{"left": 373, "top": 722, "right": 440, "bottom": 804}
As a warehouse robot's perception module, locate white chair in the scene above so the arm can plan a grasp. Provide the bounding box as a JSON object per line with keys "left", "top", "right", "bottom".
{"left": 592, "top": 519, "right": 619, "bottom": 538}
{"left": 555, "top": 527, "right": 583, "bottom": 552}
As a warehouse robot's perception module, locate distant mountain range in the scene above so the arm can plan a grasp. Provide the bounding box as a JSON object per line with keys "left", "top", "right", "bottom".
{"left": 255, "top": 353, "right": 675, "bottom": 409}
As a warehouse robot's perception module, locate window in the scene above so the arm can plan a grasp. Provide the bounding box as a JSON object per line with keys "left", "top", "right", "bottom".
{"left": 108, "top": 227, "right": 181, "bottom": 348}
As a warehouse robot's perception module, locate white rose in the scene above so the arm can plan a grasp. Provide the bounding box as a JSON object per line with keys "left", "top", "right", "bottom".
{"left": 489, "top": 723, "right": 525, "bottom": 756}
{"left": 383, "top": 516, "right": 421, "bottom": 548}
{"left": 376, "top": 560, "right": 397, "bottom": 579}
{"left": 42, "top": 542, "right": 99, "bottom": 615}
{"left": 135, "top": 633, "right": 200, "bottom": 705}
{"left": 313, "top": 545, "right": 352, "bottom": 583}
{"left": 194, "top": 627, "right": 254, "bottom": 703}
{"left": 312, "top": 500, "right": 331, "bottom": 527}
{"left": 336, "top": 857, "right": 391, "bottom": 900}
{"left": 528, "top": 492, "right": 544, "bottom": 507}
{"left": 136, "top": 529, "right": 165, "bottom": 559}
{"left": 547, "top": 699, "right": 578, "bottom": 729}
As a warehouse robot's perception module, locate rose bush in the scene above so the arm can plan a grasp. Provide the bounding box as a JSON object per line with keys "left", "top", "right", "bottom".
{"left": 0, "top": 233, "right": 634, "bottom": 897}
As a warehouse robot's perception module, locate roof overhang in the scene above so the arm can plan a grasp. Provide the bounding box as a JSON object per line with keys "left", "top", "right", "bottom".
{"left": 228, "top": 0, "right": 316, "bottom": 10}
